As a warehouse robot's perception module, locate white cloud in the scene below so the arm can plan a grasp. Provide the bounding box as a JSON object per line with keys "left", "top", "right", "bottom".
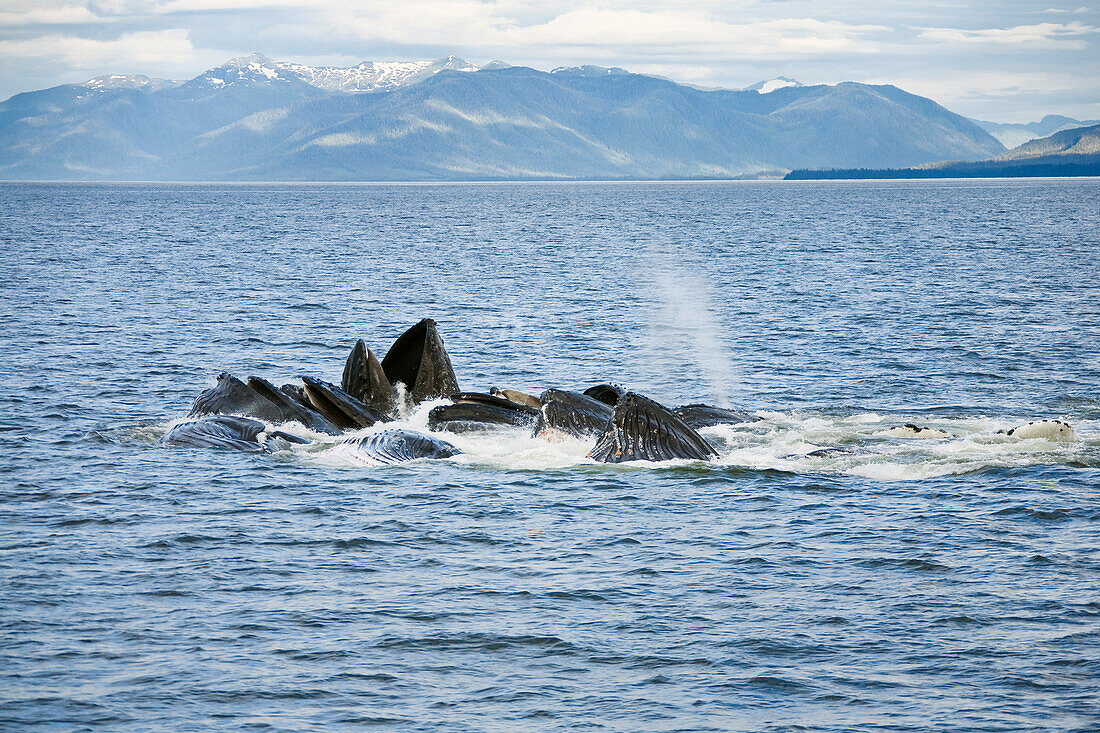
{"left": 920, "top": 21, "right": 1096, "bottom": 47}
{"left": 0, "top": 29, "right": 210, "bottom": 75}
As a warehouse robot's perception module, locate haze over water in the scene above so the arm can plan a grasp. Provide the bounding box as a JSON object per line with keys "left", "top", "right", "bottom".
{"left": 2, "top": 179, "right": 1099, "bottom": 730}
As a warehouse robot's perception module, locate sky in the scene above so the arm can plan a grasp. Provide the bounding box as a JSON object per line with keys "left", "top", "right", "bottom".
{"left": 0, "top": 0, "right": 1097, "bottom": 122}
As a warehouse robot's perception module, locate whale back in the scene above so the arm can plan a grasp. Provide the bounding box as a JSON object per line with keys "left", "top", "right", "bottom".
{"left": 381, "top": 319, "right": 460, "bottom": 405}
{"left": 673, "top": 403, "right": 759, "bottom": 429}
{"left": 589, "top": 392, "right": 717, "bottom": 463}
{"left": 341, "top": 339, "right": 395, "bottom": 415}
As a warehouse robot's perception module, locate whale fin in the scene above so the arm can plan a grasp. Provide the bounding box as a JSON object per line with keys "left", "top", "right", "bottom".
{"left": 381, "top": 319, "right": 460, "bottom": 405}
{"left": 589, "top": 392, "right": 717, "bottom": 463}
{"left": 341, "top": 339, "right": 395, "bottom": 414}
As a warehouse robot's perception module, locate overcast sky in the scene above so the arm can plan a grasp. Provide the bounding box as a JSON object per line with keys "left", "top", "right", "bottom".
{"left": 1, "top": 0, "right": 1097, "bottom": 122}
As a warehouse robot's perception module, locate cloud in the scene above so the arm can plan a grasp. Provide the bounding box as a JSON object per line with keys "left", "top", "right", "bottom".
{"left": 0, "top": 5, "right": 101, "bottom": 25}
{"left": 920, "top": 21, "right": 1096, "bottom": 47}
{"left": 0, "top": 29, "right": 198, "bottom": 70}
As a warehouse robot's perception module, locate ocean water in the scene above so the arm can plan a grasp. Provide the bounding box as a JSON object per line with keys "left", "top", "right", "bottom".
{"left": 1, "top": 179, "right": 1098, "bottom": 731}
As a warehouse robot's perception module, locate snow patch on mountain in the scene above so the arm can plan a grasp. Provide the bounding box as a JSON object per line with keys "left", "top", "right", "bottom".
{"left": 745, "top": 77, "right": 803, "bottom": 94}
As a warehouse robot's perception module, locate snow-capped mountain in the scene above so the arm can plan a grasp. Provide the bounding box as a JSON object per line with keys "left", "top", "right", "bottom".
{"left": 177, "top": 53, "right": 481, "bottom": 94}
{"left": 745, "top": 77, "right": 803, "bottom": 94}
{"left": 82, "top": 74, "right": 180, "bottom": 92}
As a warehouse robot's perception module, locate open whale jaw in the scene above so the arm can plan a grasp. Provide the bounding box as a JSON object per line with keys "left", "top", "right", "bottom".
{"left": 380, "top": 319, "right": 460, "bottom": 405}
{"left": 341, "top": 339, "right": 395, "bottom": 415}
{"left": 246, "top": 376, "right": 343, "bottom": 435}
{"left": 534, "top": 389, "right": 614, "bottom": 440}
{"left": 301, "top": 376, "right": 387, "bottom": 430}
{"left": 589, "top": 392, "right": 718, "bottom": 463}
{"left": 428, "top": 392, "right": 539, "bottom": 433}
{"left": 190, "top": 372, "right": 289, "bottom": 424}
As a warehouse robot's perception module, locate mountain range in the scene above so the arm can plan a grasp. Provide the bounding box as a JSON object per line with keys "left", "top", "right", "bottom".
{"left": 971, "top": 115, "right": 1100, "bottom": 148}
{"left": 0, "top": 53, "right": 1010, "bottom": 181}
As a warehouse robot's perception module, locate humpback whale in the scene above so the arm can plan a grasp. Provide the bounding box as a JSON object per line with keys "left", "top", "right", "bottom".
{"left": 190, "top": 372, "right": 290, "bottom": 424}
{"left": 534, "top": 389, "right": 614, "bottom": 440}
{"left": 245, "top": 376, "right": 343, "bottom": 435}
{"left": 381, "top": 319, "right": 460, "bottom": 405}
{"left": 331, "top": 429, "right": 461, "bottom": 466}
{"left": 428, "top": 392, "right": 539, "bottom": 433}
{"left": 161, "top": 415, "right": 310, "bottom": 452}
{"left": 583, "top": 383, "right": 626, "bottom": 407}
{"left": 673, "top": 403, "right": 760, "bottom": 428}
{"left": 589, "top": 392, "right": 717, "bottom": 463}
{"left": 301, "top": 376, "right": 387, "bottom": 430}
{"left": 342, "top": 339, "right": 395, "bottom": 415}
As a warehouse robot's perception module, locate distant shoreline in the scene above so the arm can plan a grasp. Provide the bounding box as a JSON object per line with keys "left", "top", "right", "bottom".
{"left": 785, "top": 161, "right": 1100, "bottom": 180}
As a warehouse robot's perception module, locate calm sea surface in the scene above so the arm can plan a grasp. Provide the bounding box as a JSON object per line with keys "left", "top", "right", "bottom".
{"left": 1, "top": 180, "right": 1099, "bottom": 731}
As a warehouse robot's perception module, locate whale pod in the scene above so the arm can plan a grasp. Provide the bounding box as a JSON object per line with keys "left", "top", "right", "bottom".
{"left": 673, "top": 403, "right": 760, "bottom": 429}
{"left": 428, "top": 393, "right": 539, "bottom": 433}
{"left": 341, "top": 339, "right": 395, "bottom": 415}
{"left": 381, "top": 319, "right": 460, "bottom": 405}
{"left": 246, "top": 376, "right": 343, "bottom": 435}
{"left": 332, "top": 429, "right": 461, "bottom": 465}
{"left": 534, "top": 389, "right": 613, "bottom": 440}
{"left": 190, "top": 372, "right": 289, "bottom": 423}
{"left": 161, "top": 415, "right": 310, "bottom": 453}
{"left": 301, "top": 376, "right": 387, "bottom": 430}
{"left": 589, "top": 392, "right": 717, "bottom": 463}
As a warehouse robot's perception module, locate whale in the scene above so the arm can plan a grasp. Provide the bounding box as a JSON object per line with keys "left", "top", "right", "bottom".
{"left": 245, "top": 376, "right": 343, "bottom": 435}
{"left": 583, "top": 383, "right": 626, "bottom": 407}
{"left": 381, "top": 319, "right": 460, "bottom": 405}
{"left": 161, "top": 415, "right": 311, "bottom": 453}
{"left": 191, "top": 372, "right": 301, "bottom": 425}
{"left": 673, "top": 403, "right": 760, "bottom": 428}
{"left": 534, "top": 389, "right": 613, "bottom": 440}
{"left": 342, "top": 339, "right": 395, "bottom": 415}
{"left": 329, "top": 429, "right": 461, "bottom": 465}
{"left": 300, "top": 376, "right": 387, "bottom": 430}
{"left": 589, "top": 392, "right": 717, "bottom": 463}
{"left": 428, "top": 392, "right": 539, "bottom": 433}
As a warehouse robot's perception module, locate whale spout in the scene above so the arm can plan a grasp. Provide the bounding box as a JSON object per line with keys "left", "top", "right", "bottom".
{"left": 341, "top": 339, "right": 395, "bottom": 415}
{"left": 381, "top": 319, "right": 460, "bottom": 405}
{"left": 589, "top": 392, "right": 717, "bottom": 463}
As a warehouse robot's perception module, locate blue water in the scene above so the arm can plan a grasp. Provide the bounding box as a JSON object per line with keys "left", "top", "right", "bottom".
{"left": 2, "top": 179, "right": 1099, "bottom": 731}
